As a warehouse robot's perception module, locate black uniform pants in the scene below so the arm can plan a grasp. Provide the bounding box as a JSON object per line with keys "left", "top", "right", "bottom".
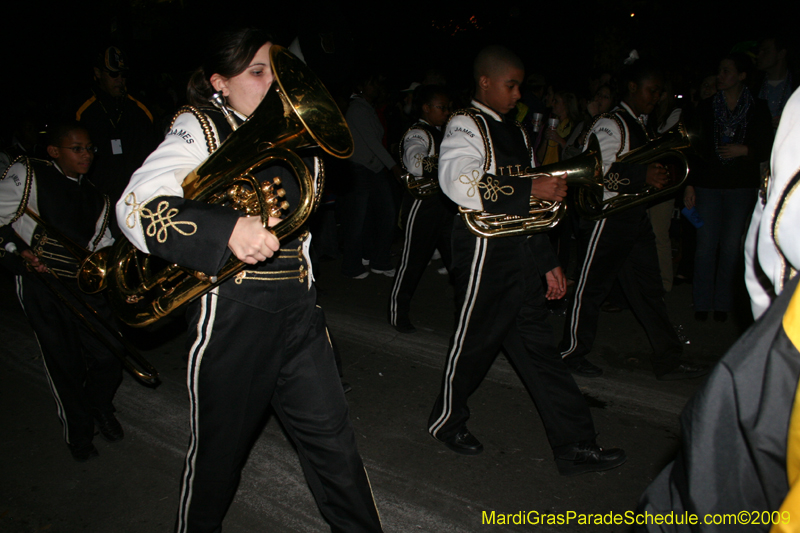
{"left": 177, "top": 285, "right": 381, "bottom": 533}
{"left": 16, "top": 274, "right": 122, "bottom": 447}
{"left": 559, "top": 210, "right": 682, "bottom": 376}
{"left": 428, "top": 221, "right": 596, "bottom": 449}
{"left": 389, "top": 193, "right": 453, "bottom": 327}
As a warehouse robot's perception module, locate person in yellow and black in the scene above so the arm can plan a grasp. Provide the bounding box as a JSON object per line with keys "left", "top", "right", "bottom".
{"left": 74, "top": 46, "right": 159, "bottom": 208}
{"left": 389, "top": 85, "right": 455, "bottom": 333}
{"left": 0, "top": 122, "right": 123, "bottom": 462}
{"left": 427, "top": 45, "right": 625, "bottom": 476}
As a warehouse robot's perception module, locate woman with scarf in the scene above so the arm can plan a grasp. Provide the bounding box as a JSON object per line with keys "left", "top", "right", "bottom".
{"left": 684, "top": 52, "right": 772, "bottom": 322}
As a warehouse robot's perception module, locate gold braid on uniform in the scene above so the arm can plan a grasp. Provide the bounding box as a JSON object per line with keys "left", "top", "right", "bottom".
{"left": 398, "top": 124, "right": 435, "bottom": 173}
{"left": 0, "top": 155, "right": 39, "bottom": 224}
{"left": 451, "top": 108, "right": 493, "bottom": 172}
{"left": 772, "top": 169, "right": 800, "bottom": 293}
{"left": 169, "top": 106, "right": 219, "bottom": 154}
{"left": 90, "top": 195, "right": 111, "bottom": 251}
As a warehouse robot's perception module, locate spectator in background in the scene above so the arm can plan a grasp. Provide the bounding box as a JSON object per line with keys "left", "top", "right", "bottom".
{"left": 647, "top": 79, "right": 683, "bottom": 293}
{"left": 340, "top": 72, "right": 403, "bottom": 279}
{"left": 74, "top": 46, "right": 158, "bottom": 210}
{"left": 538, "top": 90, "right": 582, "bottom": 166}
{"left": 684, "top": 52, "right": 773, "bottom": 323}
{"left": 757, "top": 35, "right": 794, "bottom": 130}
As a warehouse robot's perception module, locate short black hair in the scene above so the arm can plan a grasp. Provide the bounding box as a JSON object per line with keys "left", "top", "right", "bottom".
{"left": 415, "top": 85, "right": 448, "bottom": 108}
{"left": 620, "top": 59, "right": 663, "bottom": 97}
{"left": 45, "top": 121, "right": 87, "bottom": 148}
{"left": 473, "top": 45, "right": 524, "bottom": 84}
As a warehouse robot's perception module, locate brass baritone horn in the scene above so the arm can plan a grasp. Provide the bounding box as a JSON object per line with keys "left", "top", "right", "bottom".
{"left": 15, "top": 207, "right": 159, "bottom": 385}
{"left": 574, "top": 122, "right": 692, "bottom": 220}
{"left": 459, "top": 135, "right": 604, "bottom": 238}
{"left": 84, "top": 45, "right": 353, "bottom": 328}
{"left": 458, "top": 122, "right": 692, "bottom": 237}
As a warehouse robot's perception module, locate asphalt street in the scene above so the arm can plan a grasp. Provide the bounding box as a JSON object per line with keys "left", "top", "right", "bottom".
{"left": 0, "top": 247, "right": 749, "bottom": 533}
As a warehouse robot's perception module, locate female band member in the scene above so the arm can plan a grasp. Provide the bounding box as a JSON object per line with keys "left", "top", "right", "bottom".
{"left": 116, "top": 28, "right": 382, "bottom": 533}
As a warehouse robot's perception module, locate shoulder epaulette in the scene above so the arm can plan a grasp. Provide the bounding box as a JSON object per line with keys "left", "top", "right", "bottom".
{"left": 451, "top": 108, "right": 493, "bottom": 172}
{"left": 169, "top": 106, "right": 219, "bottom": 155}
{"left": 586, "top": 111, "right": 629, "bottom": 157}
{"left": 0, "top": 156, "right": 50, "bottom": 224}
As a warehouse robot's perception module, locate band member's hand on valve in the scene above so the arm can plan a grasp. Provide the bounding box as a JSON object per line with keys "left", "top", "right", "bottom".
{"left": 531, "top": 173, "right": 567, "bottom": 202}
{"left": 228, "top": 216, "right": 281, "bottom": 264}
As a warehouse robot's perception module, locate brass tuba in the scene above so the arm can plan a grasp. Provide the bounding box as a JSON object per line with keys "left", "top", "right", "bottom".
{"left": 84, "top": 45, "right": 353, "bottom": 327}
{"left": 459, "top": 135, "right": 604, "bottom": 237}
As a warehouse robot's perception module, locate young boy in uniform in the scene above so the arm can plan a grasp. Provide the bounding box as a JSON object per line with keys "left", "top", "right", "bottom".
{"left": 389, "top": 85, "right": 455, "bottom": 333}
{"left": 427, "top": 45, "right": 625, "bottom": 475}
{"left": 0, "top": 123, "right": 123, "bottom": 462}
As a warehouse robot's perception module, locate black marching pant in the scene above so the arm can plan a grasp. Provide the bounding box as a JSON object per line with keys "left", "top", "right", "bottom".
{"left": 177, "top": 285, "right": 381, "bottom": 533}
{"left": 428, "top": 221, "right": 595, "bottom": 449}
{"left": 16, "top": 274, "right": 122, "bottom": 447}
{"left": 559, "top": 210, "right": 682, "bottom": 375}
{"left": 389, "top": 193, "right": 453, "bottom": 327}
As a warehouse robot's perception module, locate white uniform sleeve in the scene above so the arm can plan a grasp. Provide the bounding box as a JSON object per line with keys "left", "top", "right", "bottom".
{"left": 402, "top": 127, "right": 432, "bottom": 177}
{"left": 586, "top": 116, "right": 623, "bottom": 176}
{"left": 0, "top": 161, "right": 38, "bottom": 245}
{"left": 746, "top": 87, "right": 800, "bottom": 317}
{"left": 116, "top": 113, "right": 211, "bottom": 253}
{"left": 438, "top": 113, "right": 488, "bottom": 211}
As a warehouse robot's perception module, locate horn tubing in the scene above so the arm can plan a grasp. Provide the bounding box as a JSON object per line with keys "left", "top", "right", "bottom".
{"left": 6, "top": 241, "right": 159, "bottom": 385}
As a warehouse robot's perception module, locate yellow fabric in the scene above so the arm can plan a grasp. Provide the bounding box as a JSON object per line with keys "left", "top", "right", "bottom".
{"left": 128, "top": 95, "right": 154, "bottom": 123}
{"left": 784, "top": 286, "right": 800, "bottom": 350}
{"left": 773, "top": 288, "right": 800, "bottom": 533}
{"left": 75, "top": 96, "right": 97, "bottom": 121}
{"left": 515, "top": 102, "right": 529, "bottom": 123}
{"left": 542, "top": 119, "right": 572, "bottom": 166}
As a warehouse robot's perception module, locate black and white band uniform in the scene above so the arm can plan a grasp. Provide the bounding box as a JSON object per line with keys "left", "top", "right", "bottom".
{"left": 389, "top": 119, "right": 455, "bottom": 333}
{"left": 117, "top": 106, "right": 382, "bottom": 532}
{"left": 427, "top": 100, "right": 625, "bottom": 473}
{"left": 557, "top": 102, "right": 696, "bottom": 379}
{"left": 0, "top": 157, "right": 123, "bottom": 456}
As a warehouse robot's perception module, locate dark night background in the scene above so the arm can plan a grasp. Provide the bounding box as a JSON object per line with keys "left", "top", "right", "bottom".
{"left": 0, "top": 0, "right": 791, "bottom": 136}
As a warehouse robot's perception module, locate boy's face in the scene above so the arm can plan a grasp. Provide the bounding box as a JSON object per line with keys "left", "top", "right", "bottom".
{"left": 479, "top": 65, "right": 524, "bottom": 115}
{"left": 422, "top": 95, "right": 451, "bottom": 127}
{"left": 47, "top": 129, "right": 94, "bottom": 179}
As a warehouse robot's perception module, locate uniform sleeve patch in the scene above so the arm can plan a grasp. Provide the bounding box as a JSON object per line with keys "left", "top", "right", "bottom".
{"left": 167, "top": 128, "right": 195, "bottom": 144}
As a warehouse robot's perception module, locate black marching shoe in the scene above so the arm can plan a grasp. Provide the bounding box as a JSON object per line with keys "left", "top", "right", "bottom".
{"left": 565, "top": 357, "right": 603, "bottom": 378}
{"left": 435, "top": 428, "right": 484, "bottom": 455}
{"left": 554, "top": 441, "right": 626, "bottom": 476}
{"left": 656, "top": 362, "right": 711, "bottom": 381}
{"left": 69, "top": 442, "right": 99, "bottom": 463}
{"left": 94, "top": 411, "right": 124, "bottom": 442}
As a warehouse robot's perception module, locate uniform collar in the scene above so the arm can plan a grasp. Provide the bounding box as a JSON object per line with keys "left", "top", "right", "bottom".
{"left": 619, "top": 101, "right": 648, "bottom": 125}
{"left": 471, "top": 100, "right": 504, "bottom": 122}
{"left": 53, "top": 162, "right": 80, "bottom": 183}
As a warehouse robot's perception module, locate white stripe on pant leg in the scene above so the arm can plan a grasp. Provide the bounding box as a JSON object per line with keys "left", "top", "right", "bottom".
{"left": 390, "top": 198, "right": 422, "bottom": 325}
{"left": 561, "top": 218, "right": 606, "bottom": 358}
{"left": 429, "top": 236, "right": 487, "bottom": 437}
{"left": 16, "top": 276, "right": 71, "bottom": 443}
{"left": 177, "top": 288, "right": 219, "bottom": 533}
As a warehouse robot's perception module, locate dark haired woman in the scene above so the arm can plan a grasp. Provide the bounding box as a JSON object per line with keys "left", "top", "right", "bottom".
{"left": 684, "top": 53, "right": 772, "bottom": 323}
{"left": 558, "top": 60, "right": 708, "bottom": 381}
{"left": 117, "top": 29, "right": 382, "bottom": 533}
